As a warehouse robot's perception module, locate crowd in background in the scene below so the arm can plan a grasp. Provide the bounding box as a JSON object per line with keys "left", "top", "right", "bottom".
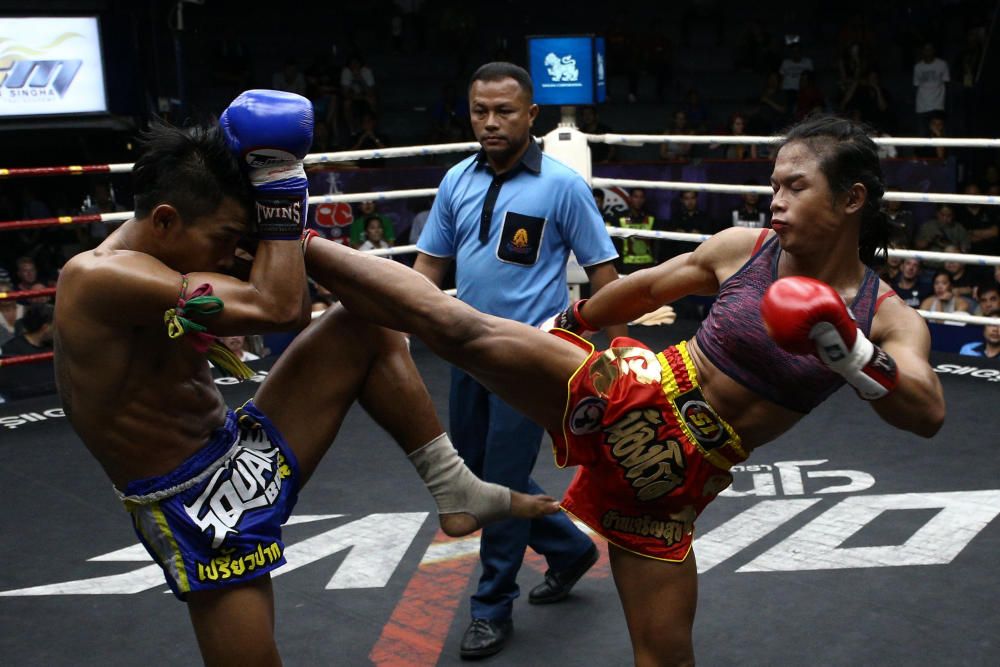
{"left": 3, "top": 0, "right": 1000, "bottom": 399}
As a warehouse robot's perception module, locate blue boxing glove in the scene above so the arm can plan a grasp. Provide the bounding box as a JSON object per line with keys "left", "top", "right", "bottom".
{"left": 221, "top": 89, "right": 314, "bottom": 240}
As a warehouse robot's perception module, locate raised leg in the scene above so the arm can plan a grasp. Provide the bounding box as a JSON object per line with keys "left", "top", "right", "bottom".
{"left": 304, "top": 238, "right": 588, "bottom": 432}
{"left": 608, "top": 543, "right": 698, "bottom": 667}
{"left": 187, "top": 575, "right": 281, "bottom": 667}
{"left": 254, "top": 304, "right": 556, "bottom": 533}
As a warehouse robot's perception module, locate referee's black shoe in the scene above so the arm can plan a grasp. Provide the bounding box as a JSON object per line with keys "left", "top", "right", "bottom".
{"left": 460, "top": 618, "right": 513, "bottom": 659}
{"left": 528, "top": 543, "right": 599, "bottom": 605}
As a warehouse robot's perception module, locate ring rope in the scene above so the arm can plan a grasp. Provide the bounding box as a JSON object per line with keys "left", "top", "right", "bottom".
{"left": 591, "top": 133, "right": 1000, "bottom": 148}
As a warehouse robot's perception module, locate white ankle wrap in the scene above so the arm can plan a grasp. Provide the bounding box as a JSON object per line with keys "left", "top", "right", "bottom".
{"left": 407, "top": 433, "right": 511, "bottom": 526}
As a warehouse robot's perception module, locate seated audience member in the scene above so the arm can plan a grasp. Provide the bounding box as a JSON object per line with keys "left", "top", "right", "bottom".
{"left": 919, "top": 270, "right": 971, "bottom": 313}
{"left": 942, "top": 246, "right": 976, "bottom": 300}
{"left": 407, "top": 197, "right": 434, "bottom": 244}
{"left": 220, "top": 335, "right": 261, "bottom": 362}
{"left": 348, "top": 111, "right": 388, "bottom": 167}
{"left": 878, "top": 249, "right": 903, "bottom": 283}
{"left": 711, "top": 113, "right": 757, "bottom": 160}
{"left": 0, "top": 282, "right": 23, "bottom": 346}
{"left": 915, "top": 204, "right": 971, "bottom": 255}
{"left": 350, "top": 200, "right": 395, "bottom": 248}
{"left": 959, "top": 321, "right": 1000, "bottom": 358}
{"left": 341, "top": 53, "right": 377, "bottom": 132}
{"left": 659, "top": 110, "right": 695, "bottom": 160}
{"left": 672, "top": 189, "right": 713, "bottom": 234}
{"left": 358, "top": 215, "right": 391, "bottom": 251}
{"left": 957, "top": 182, "right": 999, "bottom": 264}
{"left": 0, "top": 302, "right": 56, "bottom": 401}
{"left": 891, "top": 257, "right": 932, "bottom": 307}
{"left": 974, "top": 282, "right": 1000, "bottom": 316}
{"left": 913, "top": 114, "right": 948, "bottom": 159}
{"left": 730, "top": 185, "right": 767, "bottom": 228}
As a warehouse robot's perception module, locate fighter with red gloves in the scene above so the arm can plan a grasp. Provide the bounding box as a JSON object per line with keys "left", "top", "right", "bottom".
{"left": 297, "top": 114, "right": 944, "bottom": 666}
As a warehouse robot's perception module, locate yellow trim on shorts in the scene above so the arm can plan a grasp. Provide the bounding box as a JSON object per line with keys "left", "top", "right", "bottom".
{"left": 560, "top": 505, "right": 693, "bottom": 563}
{"left": 657, "top": 344, "right": 747, "bottom": 470}
{"left": 554, "top": 328, "right": 596, "bottom": 469}
{"left": 151, "top": 503, "right": 190, "bottom": 594}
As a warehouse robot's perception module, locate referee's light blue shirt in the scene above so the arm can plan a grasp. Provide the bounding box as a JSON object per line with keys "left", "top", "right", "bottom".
{"left": 417, "top": 142, "right": 618, "bottom": 326}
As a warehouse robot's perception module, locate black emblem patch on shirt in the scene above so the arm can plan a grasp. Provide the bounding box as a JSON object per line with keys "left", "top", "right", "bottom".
{"left": 497, "top": 211, "right": 546, "bottom": 265}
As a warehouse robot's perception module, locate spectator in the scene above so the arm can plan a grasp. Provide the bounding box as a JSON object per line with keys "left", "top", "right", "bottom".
{"left": 779, "top": 42, "right": 813, "bottom": 111}
{"left": 429, "top": 82, "right": 471, "bottom": 143}
{"left": 837, "top": 41, "right": 870, "bottom": 97}
{"left": 942, "top": 245, "right": 976, "bottom": 299}
{"left": 916, "top": 203, "right": 971, "bottom": 254}
{"left": 891, "top": 257, "right": 932, "bottom": 307}
{"left": 659, "top": 110, "right": 695, "bottom": 161}
{"left": 913, "top": 42, "right": 950, "bottom": 133}
{"left": 958, "top": 321, "right": 1000, "bottom": 358}
{"left": 310, "top": 280, "right": 336, "bottom": 314}
{"left": 591, "top": 189, "right": 616, "bottom": 225}
{"left": 841, "top": 70, "right": 892, "bottom": 132}
{"left": 341, "top": 53, "right": 377, "bottom": 133}
{"left": 957, "top": 182, "right": 999, "bottom": 260}
{"left": 974, "top": 282, "right": 1000, "bottom": 316}
{"left": 0, "top": 302, "right": 55, "bottom": 402}
{"left": 350, "top": 200, "right": 395, "bottom": 248}
{"left": 752, "top": 71, "right": 788, "bottom": 134}
{"left": 878, "top": 250, "right": 903, "bottom": 283}
{"left": 919, "top": 270, "right": 971, "bottom": 313}
{"left": 14, "top": 256, "right": 41, "bottom": 293}
{"left": 712, "top": 113, "right": 757, "bottom": 160}
{"left": 730, "top": 184, "right": 767, "bottom": 228}
{"left": 219, "top": 335, "right": 261, "bottom": 362}
{"left": 271, "top": 59, "right": 308, "bottom": 97}
{"left": 407, "top": 197, "right": 434, "bottom": 244}
{"left": 645, "top": 19, "right": 674, "bottom": 102}
{"left": 306, "top": 55, "right": 342, "bottom": 148}
{"left": 883, "top": 196, "right": 917, "bottom": 248}
{"left": 358, "top": 215, "right": 391, "bottom": 251}
{"left": 672, "top": 189, "right": 713, "bottom": 234}
{"left": 613, "top": 188, "right": 660, "bottom": 273}
{"left": 682, "top": 88, "right": 710, "bottom": 132}
{"left": 913, "top": 114, "right": 948, "bottom": 159}
{"left": 794, "top": 70, "right": 826, "bottom": 121}
{"left": 577, "top": 106, "right": 616, "bottom": 163}
{"left": 0, "top": 282, "right": 23, "bottom": 346}
{"left": 78, "top": 181, "right": 126, "bottom": 247}
{"left": 348, "top": 111, "right": 388, "bottom": 166}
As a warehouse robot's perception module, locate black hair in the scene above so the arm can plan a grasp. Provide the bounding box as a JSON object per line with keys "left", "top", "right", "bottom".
{"left": 469, "top": 62, "right": 533, "bottom": 101}
{"left": 21, "top": 302, "right": 54, "bottom": 334}
{"left": 779, "top": 113, "right": 888, "bottom": 266}
{"left": 132, "top": 119, "right": 252, "bottom": 223}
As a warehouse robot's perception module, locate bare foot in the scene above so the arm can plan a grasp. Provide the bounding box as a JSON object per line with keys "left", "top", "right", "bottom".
{"left": 438, "top": 493, "right": 561, "bottom": 537}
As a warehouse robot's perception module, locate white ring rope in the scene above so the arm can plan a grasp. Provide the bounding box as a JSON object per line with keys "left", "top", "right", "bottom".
{"left": 591, "top": 178, "right": 1000, "bottom": 207}
{"left": 591, "top": 133, "right": 1000, "bottom": 149}
{"left": 304, "top": 141, "right": 481, "bottom": 164}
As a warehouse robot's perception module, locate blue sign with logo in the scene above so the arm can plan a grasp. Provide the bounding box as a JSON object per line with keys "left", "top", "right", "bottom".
{"left": 527, "top": 35, "right": 606, "bottom": 106}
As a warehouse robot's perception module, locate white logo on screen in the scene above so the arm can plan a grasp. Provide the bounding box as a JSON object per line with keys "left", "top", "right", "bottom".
{"left": 544, "top": 53, "right": 579, "bottom": 82}
{"left": 597, "top": 52, "right": 605, "bottom": 80}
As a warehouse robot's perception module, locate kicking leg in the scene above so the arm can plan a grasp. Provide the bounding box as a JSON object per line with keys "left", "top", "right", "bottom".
{"left": 608, "top": 544, "right": 698, "bottom": 667}
{"left": 304, "top": 238, "right": 589, "bottom": 432}
{"left": 187, "top": 575, "right": 281, "bottom": 667}
{"left": 254, "top": 305, "right": 556, "bottom": 534}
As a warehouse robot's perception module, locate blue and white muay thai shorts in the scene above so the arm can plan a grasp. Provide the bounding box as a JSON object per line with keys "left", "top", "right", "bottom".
{"left": 116, "top": 400, "right": 300, "bottom": 600}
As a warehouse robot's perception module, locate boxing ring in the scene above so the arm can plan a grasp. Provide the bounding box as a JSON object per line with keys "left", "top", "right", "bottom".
{"left": 2, "top": 130, "right": 1000, "bottom": 666}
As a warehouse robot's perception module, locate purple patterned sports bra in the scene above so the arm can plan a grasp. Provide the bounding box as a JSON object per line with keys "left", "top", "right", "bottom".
{"left": 694, "top": 234, "right": 880, "bottom": 413}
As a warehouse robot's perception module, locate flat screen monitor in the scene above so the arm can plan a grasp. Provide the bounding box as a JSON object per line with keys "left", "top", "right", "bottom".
{"left": 0, "top": 16, "right": 107, "bottom": 117}
{"left": 527, "top": 35, "right": 606, "bottom": 106}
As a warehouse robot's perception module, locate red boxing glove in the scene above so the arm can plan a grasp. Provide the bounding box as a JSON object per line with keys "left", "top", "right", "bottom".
{"left": 761, "top": 276, "right": 898, "bottom": 400}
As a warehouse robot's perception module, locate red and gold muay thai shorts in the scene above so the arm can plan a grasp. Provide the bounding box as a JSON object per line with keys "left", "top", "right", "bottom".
{"left": 548, "top": 332, "right": 748, "bottom": 561}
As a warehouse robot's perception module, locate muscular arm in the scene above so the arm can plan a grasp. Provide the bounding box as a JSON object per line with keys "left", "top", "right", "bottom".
{"left": 870, "top": 295, "right": 945, "bottom": 437}
{"left": 63, "top": 239, "right": 309, "bottom": 336}
{"left": 580, "top": 227, "right": 758, "bottom": 328}
{"left": 413, "top": 252, "right": 452, "bottom": 288}
{"left": 584, "top": 260, "right": 628, "bottom": 338}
